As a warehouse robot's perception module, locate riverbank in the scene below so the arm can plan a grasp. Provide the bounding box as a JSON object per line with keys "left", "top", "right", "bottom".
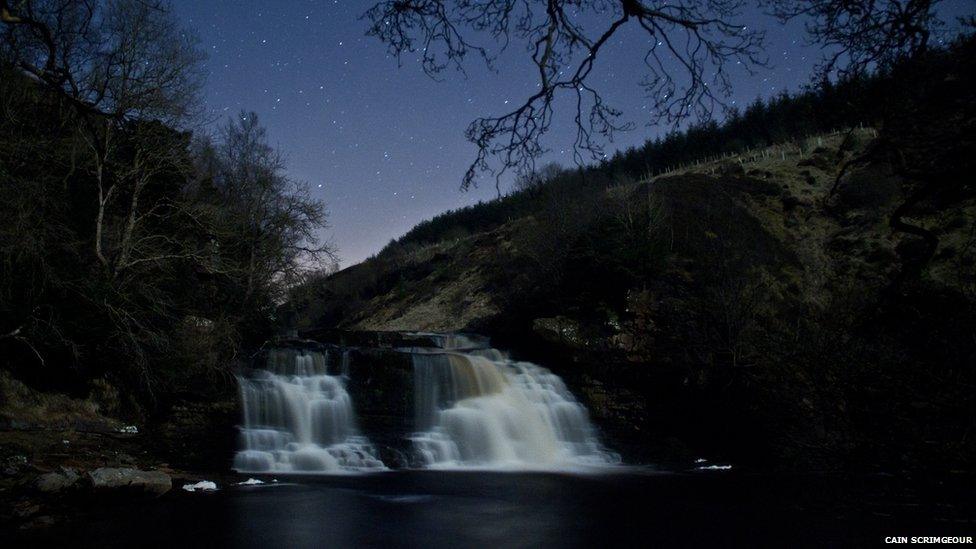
{"left": 0, "top": 423, "right": 248, "bottom": 532}
{"left": 3, "top": 330, "right": 975, "bottom": 541}
{"left": 0, "top": 368, "right": 242, "bottom": 533}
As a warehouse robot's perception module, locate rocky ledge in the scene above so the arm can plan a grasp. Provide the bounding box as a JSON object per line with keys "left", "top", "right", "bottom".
{"left": 87, "top": 467, "right": 172, "bottom": 496}
{"left": 35, "top": 466, "right": 171, "bottom": 497}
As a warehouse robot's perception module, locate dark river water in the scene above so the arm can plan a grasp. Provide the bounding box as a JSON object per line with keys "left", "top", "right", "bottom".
{"left": 17, "top": 469, "right": 976, "bottom": 548}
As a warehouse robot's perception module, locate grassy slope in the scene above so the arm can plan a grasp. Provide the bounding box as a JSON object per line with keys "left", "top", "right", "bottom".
{"left": 296, "top": 128, "right": 975, "bottom": 471}
{"left": 304, "top": 129, "right": 949, "bottom": 332}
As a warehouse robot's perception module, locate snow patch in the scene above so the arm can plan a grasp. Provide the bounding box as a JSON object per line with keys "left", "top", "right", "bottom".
{"left": 182, "top": 480, "right": 218, "bottom": 492}
{"left": 235, "top": 478, "right": 264, "bottom": 486}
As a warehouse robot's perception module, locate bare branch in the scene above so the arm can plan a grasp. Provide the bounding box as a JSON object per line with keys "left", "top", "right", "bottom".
{"left": 364, "top": 1, "right": 766, "bottom": 192}
{"left": 764, "top": 0, "right": 944, "bottom": 79}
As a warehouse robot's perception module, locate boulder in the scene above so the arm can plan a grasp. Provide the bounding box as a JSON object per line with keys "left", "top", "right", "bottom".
{"left": 35, "top": 467, "right": 81, "bottom": 493}
{"left": 87, "top": 467, "right": 171, "bottom": 497}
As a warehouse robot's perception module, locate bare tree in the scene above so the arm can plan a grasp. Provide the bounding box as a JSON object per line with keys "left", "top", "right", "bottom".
{"left": 2, "top": 0, "right": 205, "bottom": 270}
{"left": 1, "top": 2, "right": 336, "bottom": 395}
{"left": 1, "top": 0, "right": 204, "bottom": 123}
{"left": 1, "top": 0, "right": 208, "bottom": 386}
{"left": 765, "top": 0, "right": 944, "bottom": 79}
{"left": 512, "top": 161, "right": 564, "bottom": 194}
{"left": 364, "top": 0, "right": 766, "bottom": 193}
{"left": 208, "top": 112, "right": 336, "bottom": 308}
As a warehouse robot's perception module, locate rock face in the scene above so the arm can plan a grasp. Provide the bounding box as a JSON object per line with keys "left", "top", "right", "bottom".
{"left": 34, "top": 468, "right": 81, "bottom": 493}
{"left": 87, "top": 467, "right": 171, "bottom": 496}
{"left": 532, "top": 316, "right": 590, "bottom": 349}
{"left": 154, "top": 400, "right": 238, "bottom": 472}
{"left": 343, "top": 347, "right": 417, "bottom": 467}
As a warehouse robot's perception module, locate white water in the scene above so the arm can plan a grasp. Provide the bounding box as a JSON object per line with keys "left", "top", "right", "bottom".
{"left": 233, "top": 348, "right": 386, "bottom": 473}
{"left": 234, "top": 335, "right": 619, "bottom": 473}
{"left": 409, "top": 337, "right": 620, "bottom": 470}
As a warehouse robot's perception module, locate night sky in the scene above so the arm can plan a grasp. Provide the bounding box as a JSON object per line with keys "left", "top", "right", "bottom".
{"left": 169, "top": 0, "right": 975, "bottom": 267}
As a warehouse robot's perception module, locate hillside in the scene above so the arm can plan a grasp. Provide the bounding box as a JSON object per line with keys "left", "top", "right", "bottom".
{"left": 293, "top": 38, "right": 976, "bottom": 470}
{"left": 303, "top": 129, "right": 894, "bottom": 332}
{"left": 294, "top": 126, "right": 975, "bottom": 468}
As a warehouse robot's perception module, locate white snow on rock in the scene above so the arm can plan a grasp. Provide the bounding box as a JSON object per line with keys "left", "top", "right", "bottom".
{"left": 235, "top": 478, "right": 264, "bottom": 486}
{"left": 118, "top": 425, "right": 139, "bottom": 434}
{"left": 182, "top": 480, "right": 218, "bottom": 492}
{"left": 696, "top": 464, "right": 733, "bottom": 471}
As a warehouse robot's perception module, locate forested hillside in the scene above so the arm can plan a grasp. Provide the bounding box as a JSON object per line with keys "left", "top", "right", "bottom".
{"left": 293, "top": 36, "right": 976, "bottom": 470}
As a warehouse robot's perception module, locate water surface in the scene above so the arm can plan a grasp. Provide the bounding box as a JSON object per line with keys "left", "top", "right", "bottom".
{"left": 22, "top": 469, "right": 975, "bottom": 548}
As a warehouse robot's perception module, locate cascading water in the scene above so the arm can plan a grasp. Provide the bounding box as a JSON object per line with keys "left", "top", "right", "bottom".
{"left": 233, "top": 334, "right": 619, "bottom": 473}
{"left": 233, "top": 347, "right": 386, "bottom": 473}
{"left": 408, "top": 336, "right": 620, "bottom": 469}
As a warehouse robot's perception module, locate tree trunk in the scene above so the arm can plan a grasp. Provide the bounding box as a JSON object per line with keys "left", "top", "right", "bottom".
{"left": 117, "top": 166, "right": 146, "bottom": 274}
{"left": 94, "top": 161, "right": 113, "bottom": 269}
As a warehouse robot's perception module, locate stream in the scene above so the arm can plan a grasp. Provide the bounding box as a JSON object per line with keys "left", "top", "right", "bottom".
{"left": 22, "top": 469, "right": 976, "bottom": 547}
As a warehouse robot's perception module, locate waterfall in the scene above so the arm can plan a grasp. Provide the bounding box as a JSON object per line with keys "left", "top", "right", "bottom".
{"left": 233, "top": 348, "right": 386, "bottom": 473}
{"left": 233, "top": 335, "right": 619, "bottom": 473}
{"left": 408, "top": 338, "right": 620, "bottom": 469}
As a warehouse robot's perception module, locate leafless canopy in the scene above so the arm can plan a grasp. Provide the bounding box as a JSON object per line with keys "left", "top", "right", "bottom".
{"left": 364, "top": 0, "right": 766, "bottom": 192}
{"left": 0, "top": 0, "right": 204, "bottom": 124}
{"left": 765, "top": 0, "right": 944, "bottom": 79}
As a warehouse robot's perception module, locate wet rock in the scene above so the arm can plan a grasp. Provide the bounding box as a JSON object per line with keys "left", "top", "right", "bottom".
{"left": 87, "top": 467, "right": 171, "bottom": 497}
{"left": 344, "top": 347, "right": 415, "bottom": 455}
{"left": 533, "top": 316, "right": 587, "bottom": 349}
{"left": 35, "top": 467, "right": 81, "bottom": 493}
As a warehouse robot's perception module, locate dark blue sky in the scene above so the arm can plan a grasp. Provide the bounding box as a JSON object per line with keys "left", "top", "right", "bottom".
{"left": 170, "top": 0, "right": 975, "bottom": 267}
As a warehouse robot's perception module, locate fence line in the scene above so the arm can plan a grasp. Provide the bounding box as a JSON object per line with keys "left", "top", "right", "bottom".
{"left": 645, "top": 126, "right": 879, "bottom": 180}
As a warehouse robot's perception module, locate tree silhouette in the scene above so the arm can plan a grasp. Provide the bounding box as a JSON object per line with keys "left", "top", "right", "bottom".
{"left": 765, "top": 0, "right": 944, "bottom": 78}
{"left": 768, "top": 0, "right": 964, "bottom": 274}
{"left": 364, "top": 0, "right": 766, "bottom": 193}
